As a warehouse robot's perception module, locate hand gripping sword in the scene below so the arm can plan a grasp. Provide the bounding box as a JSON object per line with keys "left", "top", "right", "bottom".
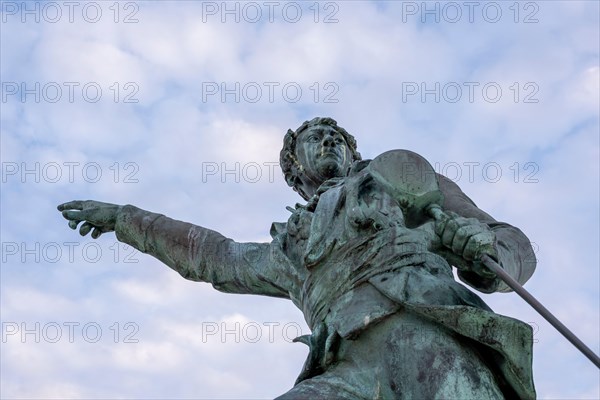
{"left": 368, "top": 149, "right": 600, "bottom": 368}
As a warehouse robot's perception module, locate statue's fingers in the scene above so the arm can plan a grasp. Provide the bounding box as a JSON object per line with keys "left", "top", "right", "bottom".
{"left": 62, "top": 210, "right": 79, "bottom": 220}
{"left": 79, "top": 222, "right": 94, "bottom": 236}
{"left": 463, "top": 235, "right": 480, "bottom": 261}
{"left": 91, "top": 228, "right": 102, "bottom": 239}
{"left": 441, "top": 218, "right": 460, "bottom": 248}
{"left": 57, "top": 201, "right": 85, "bottom": 211}
{"left": 449, "top": 217, "right": 476, "bottom": 228}
{"left": 471, "top": 261, "right": 496, "bottom": 279}
{"left": 464, "top": 232, "right": 496, "bottom": 261}
{"left": 441, "top": 250, "right": 470, "bottom": 272}
{"left": 451, "top": 225, "right": 483, "bottom": 256}
{"left": 62, "top": 210, "right": 89, "bottom": 221}
{"left": 434, "top": 213, "right": 450, "bottom": 237}
{"left": 68, "top": 220, "right": 79, "bottom": 230}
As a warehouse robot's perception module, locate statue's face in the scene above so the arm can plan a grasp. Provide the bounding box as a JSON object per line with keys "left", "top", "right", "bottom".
{"left": 295, "top": 124, "right": 353, "bottom": 185}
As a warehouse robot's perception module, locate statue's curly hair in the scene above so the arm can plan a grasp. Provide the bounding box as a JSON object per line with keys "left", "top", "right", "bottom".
{"left": 280, "top": 117, "right": 362, "bottom": 200}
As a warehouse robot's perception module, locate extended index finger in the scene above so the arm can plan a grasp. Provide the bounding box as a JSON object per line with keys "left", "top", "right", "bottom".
{"left": 57, "top": 200, "right": 85, "bottom": 211}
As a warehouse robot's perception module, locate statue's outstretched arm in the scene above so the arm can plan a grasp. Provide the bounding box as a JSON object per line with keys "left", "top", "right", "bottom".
{"left": 58, "top": 200, "right": 293, "bottom": 299}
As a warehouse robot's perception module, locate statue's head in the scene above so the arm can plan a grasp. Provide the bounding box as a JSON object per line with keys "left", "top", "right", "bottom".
{"left": 280, "top": 117, "right": 362, "bottom": 200}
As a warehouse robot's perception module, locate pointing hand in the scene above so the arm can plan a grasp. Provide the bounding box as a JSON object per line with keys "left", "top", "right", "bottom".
{"left": 57, "top": 200, "right": 122, "bottom": 239}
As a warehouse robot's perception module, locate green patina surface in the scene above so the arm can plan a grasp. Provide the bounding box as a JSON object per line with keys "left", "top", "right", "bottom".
{"left": 59, "top": 117, "right": 536, "bottom": 399}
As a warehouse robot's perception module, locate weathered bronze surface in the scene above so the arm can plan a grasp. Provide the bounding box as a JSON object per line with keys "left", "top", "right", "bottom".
{"left": 59, "top": 117, "right": 536, "bottom": 399}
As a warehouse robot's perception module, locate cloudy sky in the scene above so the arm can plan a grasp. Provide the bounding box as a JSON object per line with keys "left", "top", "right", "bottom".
{"left": 1, "top": 1, "right": 598, "bottom": 399}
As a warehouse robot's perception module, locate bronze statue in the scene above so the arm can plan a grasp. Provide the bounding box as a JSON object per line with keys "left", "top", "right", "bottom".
{"left": 58, "top": 117, "right": 536, "bottom": 399}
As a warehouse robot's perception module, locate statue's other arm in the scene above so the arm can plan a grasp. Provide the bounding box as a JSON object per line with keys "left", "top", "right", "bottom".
{"left": 59, "top": 200, "right": 293, "bottom": 299}
{"left": 115, "top": 205, "right": 294, "bottom": 298}
{"left": 437, "top": 174, "right": 537, "bottom": 293}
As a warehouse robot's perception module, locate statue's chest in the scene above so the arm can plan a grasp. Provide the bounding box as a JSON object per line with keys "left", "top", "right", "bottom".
{"left": 285, "top": 173, "right": 407, "bottom": 270}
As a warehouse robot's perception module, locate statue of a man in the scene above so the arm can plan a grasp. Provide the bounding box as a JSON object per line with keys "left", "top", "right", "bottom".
{"left": 59, "top": 117, "right": 536, "bottom": 399}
